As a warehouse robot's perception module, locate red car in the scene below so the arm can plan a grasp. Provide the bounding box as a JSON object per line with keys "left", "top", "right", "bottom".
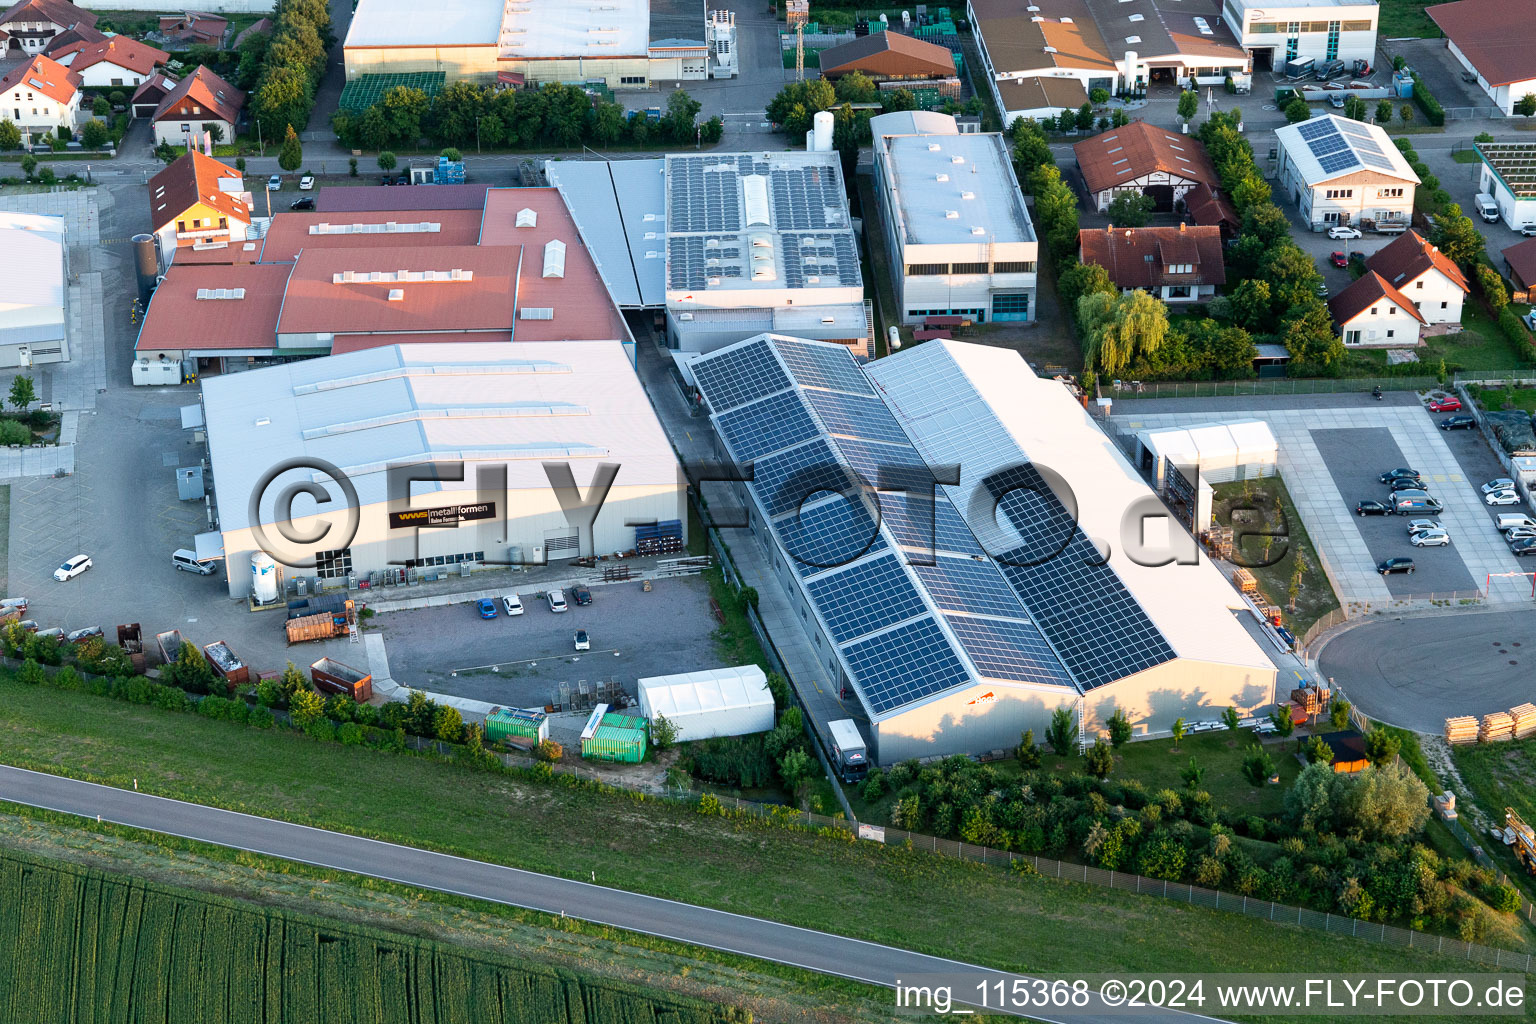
{"left": 1329, "top": 251, "right": 1348, "bottom": 268}
{"left": 1428, "top": 396, "right": 1462, "bottom": 412}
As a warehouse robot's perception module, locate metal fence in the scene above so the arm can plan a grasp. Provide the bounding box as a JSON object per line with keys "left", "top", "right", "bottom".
{"left": 1110, "top": 376, "right": 1440, "bottom": 399}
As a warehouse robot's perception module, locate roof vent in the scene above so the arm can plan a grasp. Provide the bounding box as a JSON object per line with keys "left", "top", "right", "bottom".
{"left": 970, "top": 226, "right": 986, "bottom": 235}
{"left": 1126, "top": 35, "right": 1141, "bottom": 43}
{"left": 1129, "top": 13, "right": 1143, "bottom": 20}
{"left": 935, "top": 172, "right": 949, "bottom": 182}
{"left": 927, "top": 143, "right": 942, "bottom": 151}
{"left": 1060, "top": 16, "right": 1073, "bottom": 22}
{"left": 960, "top": 190, "right": 975, "bottom": 199}
{"left": 951, "top": 155, "right": 965, "bottom": 164}
{"left": 254, "top": 417, "right": 270, "bottom": 427}
{"left": 387, "top": 288, "right": 404, "bottom": 301}
{"left": 944, "top": 210, "right": 959, "bottom": 219}
{"left": 543, "top": 239, "right": 567, "bottom": 279}
{"left": 519, "top": 307, "right": 555, "bottom": 320}
{"left": 1194, "top": 16, "right": 1213, "bottom": 34}
{"left": 1042, "top": 44, "right": 1056, "bottom": 52}
{"left": 515, "top": 207, "right": 537, "bottom": 227}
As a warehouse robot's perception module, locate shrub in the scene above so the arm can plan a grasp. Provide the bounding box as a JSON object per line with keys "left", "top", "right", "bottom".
{"left": 534, "top": 739, "right": 563, "bottom": 762}
{"left": 651, "top": 713, "right": 678, "bottom": 750}
{"left": 1486, "top": 882, "right": 1522, "bottom": 914}
{"left": 304, "top": 718, "right": 336, "bottom": 742}
{"left": 338, "top": 722, "right": 365, "bottom": 746}
{"left": 1476, "top": 264, "right": 1510, "bottom": 312}
{"left": 1410, "top": 73, "right": 1445, "bottom": 126}
{"left": 1084, "top": 738, "right": 1114, "bottom": 779}
{"left": 16, "top": 658, "right": 45, "bottom": 685}
{"left": 50, "top": 665, "right": 81, "bottom": 691}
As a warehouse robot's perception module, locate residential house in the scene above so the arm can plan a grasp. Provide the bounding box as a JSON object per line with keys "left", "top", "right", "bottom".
{"left": 1428, "top": 0, "right": 1536, "bottom": 117}
{"left": 1328, "top": 270, "right": 1426, "bottom": 347}
{"left": 1078, "top": 223, "right": 1225, "bottom": 303}
{"left": 0, "top": 0, "right": 94, "bottom": 57}
{"left": 0, "top": 52, "right": 80, "bottom": 137}
{"left": 1274, "top": 114, "right": 1418, "bottom": 230}
{"left": 1361, "top": 230, "right": 1468, "bottom": 325}
{"left": 1183, "top": 182, "right": 1240, "bottom": 238}
{"left": 1503, "top": 238, "right": 1536, "bottom": 298}
{"left": 157, "top": 12, "right": 226, "bottom": 48}
{"left": 38, "top": 21, "right": 102, "bottom": 58}
{"left": 151, "top": 64, "right": 242, "bottom": 146}
{"left": 147, "top": 149, "right": 251, "bottom": 261}
{"left": 51, "top": 36, "right": 168, "bottom": 90}
{"left": 231, "top": 17, "right": 271, "bottom": 49}
{"left": 1073, "top": 120, "right": 1220, "bottom": 213}
{"left": 130, "top": 71, "right": 176, "bottom": 118}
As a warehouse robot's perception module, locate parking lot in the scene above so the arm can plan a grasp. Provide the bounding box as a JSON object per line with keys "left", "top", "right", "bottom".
{"left": 374, "top": 574, "right": 727, "bottom": 707}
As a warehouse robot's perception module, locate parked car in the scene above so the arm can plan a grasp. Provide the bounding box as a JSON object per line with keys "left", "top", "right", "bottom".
{"left": 1330, "top": 251, "right": 1349, "bottom": 268}
{"left": 502, "top": 593, "right": 524, "bottom": 616}
{"left": 299, "top": 175, "right": 315, "bottom": 190}
{"left": 53, "top": 554, "right": 92, "bottom": 581}
{"left": 1498, "top": 514, "right": 1536, "bottom": 532}
{"left": 1328, "top": 93, "right": 1346, "bottom": 108}
{"left": 476, "top": 598, "right": 497, "bottom": 619}
{"left": 1439, "top": 415, "right": 1476, "bottom": 430}
{"left": 1328, "top": 225, "right": 1362, "bottom": 240}
{"left": 1525, "top": 311, "right": 1536, "bottom": 331}
{"left": 1388, "top": 477, "right": 1428, "bottom": 493}
{"left": 1410, "top": 529, "right": 1450, "bottom": 547}
{"left": 574, "top": 629, "right": 590, "bottom": 651}
{"left": 66, "top": 626, "right": 103, "bottom": 644}
{"left": 1511, "top": 538, "right": 1536, "bottom": 557}
{"left": 1521, "top": 225, "right": 1536, "bottom": 238}
{"left": 547, "top": 589, "right": 568, "bottom": 612}
{"left": 290, "top": 196, "right": 315, "bottom": 211}
{"left": 1405, "top": 518, "right": 1442, "bottom": 535}
{"left": 1486, "top": 488, "right": 1521, "bottom": 506}
{"left": 1377, "top": 557, "right": 1416, "bottom": 575}
{"left": 1482, "top": 477, "right": 1516, "bottom": 494}
{"left": 572, "top": 584, "right": 592, "bottom": 606}
{"left": 1428, "top": 396, "right": 1462, "bottom": 412}
{"left": 1379, "top": 467, "right": 1421, "bottom": 483}
{"left": 1505, "top": 527, "right": 1536, "bottom": 542}
{"left": 1316, "top": 282, "right": 1329, "bottom": 298}
{"left": 266, "top": 174, "right": 281, "bottom": 191}
{"left": 1355, "top": 499, "right": 1391, "bottom": 516}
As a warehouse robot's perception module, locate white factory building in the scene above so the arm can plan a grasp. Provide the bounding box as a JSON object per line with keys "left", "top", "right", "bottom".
{"left": 200, "top": 341, "right": 686, "bottom": 600}
{"left": 870, "top": 111, "right": 1038, "bottom": 324}
{"left": 690, "top": 334, "right": 1278, "bottom": 763}
{"left": 1474, "top": 142, "right": 1536, "bottom": 233}
{"left": 1219, "top": 0, "right": 1377, "bottom": 74}
{"left": 1274, "top": 115, "right": 1418, "bottom": 231}
{"left": 0, "top": 211, "right": 69, "bottom": 368}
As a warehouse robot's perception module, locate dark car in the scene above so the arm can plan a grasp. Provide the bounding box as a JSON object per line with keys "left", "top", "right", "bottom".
{"left": 290, "top": 196, "right": 315, "bottom": 210}
{"left": 476, "top": 598, "right": 497, "bottom": 619}
{"left": 1439, "top": 415, "right": 1476, "bottom": 430}
{"left": 1356, "top": 500, "right": 1391, "bottom": 516}
{"left": 572, "top": 584, "right": 592, "bottom": 606}
{"left": 1378, "top": 467, "right": 1420, "bottom": 483}
{"left": 1377, "top": 557, "right": 1415, "bottom": 575}
{"left": 1388, "top": 477, "right": 1428, "bottom": 493}
{"left": 1511, "top": 539, "right": 1536, "bottom": 557}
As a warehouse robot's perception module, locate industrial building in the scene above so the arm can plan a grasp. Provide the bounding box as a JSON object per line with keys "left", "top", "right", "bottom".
{"left": 1428, "top": 0, "right": 1536, "bottom": 117}
{"left": 1274, "top": 115, "right": 1418, "bottom": 231}
{"left": 341, "top": 0, "right": 735, "bottom": 88}
{"left": 199, "top": 340, "right": 686, "bottom": 599}
{"left": 1134, "top": 419, "right": 1277, "bottom": 529}
{"left": 1473, "top": 142, "right": 1536, "bottom": 232}
{"left": 0, "top": 211, "right": 68, "bottom": 368}
{"left": 870, "top": 111, "right": 1037, "bottom": 324}
{"left": 690, "top": 334, "right": 1277, "bottom": 762}
{"left": 1219, "top": 0, "right": 1378, "bottom": 74}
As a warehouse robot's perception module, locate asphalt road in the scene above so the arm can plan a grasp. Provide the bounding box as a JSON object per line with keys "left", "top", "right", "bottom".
{"left": 0, "top": 765, "right": 1230, "bottom": 1023}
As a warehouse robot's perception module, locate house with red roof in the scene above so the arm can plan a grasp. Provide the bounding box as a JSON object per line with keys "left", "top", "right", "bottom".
{"left": 51, "top": 35, "right": 168, "bottom": 90}
{"left": 1360, "top": 230, "right": 1469, "bottom": 325}
{"left": 1328, "top": 270, "right": 1426, "bottom": 348}
{"left": 148, "top": 149, "right": 251, "bottom": 258}
{"left": 0, "top": 0, "right": 94, "bottom": 57}
{"left": 151, "top": 64, "right": 242, "bottom": 146}
{"left": 0, "top": 52, "right": 80, "bottom": 136}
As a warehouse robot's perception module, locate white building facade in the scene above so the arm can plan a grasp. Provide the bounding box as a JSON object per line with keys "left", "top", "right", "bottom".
{"left": 1476, "top": 142, "right": 1536, "bottom": 232}
{"left": 0, "top": 211, "right": 68, "bottom": 368}
{"left": 1274, "top": 115, "right": 1417, "bottom": 230}
{"left": 1220, "top": 0, "right": 1378, "bottom": 73}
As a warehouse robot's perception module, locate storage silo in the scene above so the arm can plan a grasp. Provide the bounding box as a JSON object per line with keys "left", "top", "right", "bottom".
{"left": 250, "top": 551, "right": 279, "bottom": 603}
{"left": 132, "top": 234, "right": 159, "bottom": 305}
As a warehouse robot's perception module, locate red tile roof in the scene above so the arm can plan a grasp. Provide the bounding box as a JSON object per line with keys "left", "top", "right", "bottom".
{"left": 148, "top": 150, "right": 249, "bottom": 232}
{"left": 154, "top": 64, "right": 242, "bottom": 125}
{"left": 1074, "top": 120, "right": 1219, "bottom": 197}
{"left": 256, "top": 208, "right": 485, "bottom": 263}
{"left": 136, "top": 263, "right": 292, "bottom": 352}
{"left": 0, "top": 0, "right": 95, "bottom": 31}
{"left": 1184, "top": 183, "right": 1239, "bottom": 230}
{"left": 1363, "top": 229, "right": 1469, "bottom": 294}
{"left": 1502, "top": 237, "right": 1536, "bottom": 290}
{"left": 130, "top": 71, "right": 176, "bottom": 106}
{"left": 1077, "top": 224, "right": 1226, "bottom": 290}
{"left": 1328, "top": 270, "right": 1428, "bottom": 326}
{"left": 0, "top": 53, "right": 80, "bottom": 106}
{"left": 313, "top": 183, "right": 492, "bottom": 213}
{"left": 40, "top": 23, "right": 103, "bottom": 56}
{"left": 1427, "top": 0, "right": 1535, "bottom": 87}
{"left": 53, "top": 35, "right": 168, "bottom": 75}
{"left": 817, "top": 32, "right": 956, "bottom": 79}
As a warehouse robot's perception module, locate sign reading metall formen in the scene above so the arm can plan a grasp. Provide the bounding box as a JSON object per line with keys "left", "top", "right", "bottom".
{"left": 387, "top": 502, "right": 497, "bottom": 529}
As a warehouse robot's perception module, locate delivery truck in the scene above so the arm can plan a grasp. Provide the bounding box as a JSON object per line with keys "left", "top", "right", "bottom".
{"left": 310, "top": 657, "right": 373, "bottom": 702}
{"left": 826, "top": 719, "right": 869, "bottom": 783}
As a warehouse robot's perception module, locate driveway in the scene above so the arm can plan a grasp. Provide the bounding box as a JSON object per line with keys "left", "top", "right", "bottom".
{"left": 1384, "top": 39, "right": 1499, "bottom": 115}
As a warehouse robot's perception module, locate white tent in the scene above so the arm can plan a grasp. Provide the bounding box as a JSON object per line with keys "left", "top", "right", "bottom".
{"left": 1136, "top": 419, "right": 1278, "bottom": 489}
{"left": 637, "top": 665, "right": 775, "bottom": 742}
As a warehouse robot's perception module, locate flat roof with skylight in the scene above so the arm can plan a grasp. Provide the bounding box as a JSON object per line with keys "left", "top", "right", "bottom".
{"left": 882, "top": 133, "right": 1035, "bottom": 246}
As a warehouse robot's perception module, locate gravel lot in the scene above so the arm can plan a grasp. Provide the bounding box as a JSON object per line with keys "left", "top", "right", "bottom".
{"left": 1311, "top": 426, "right": 1478, "bottom": 595}
{"left": 373, "top": 574, "right": 727, "bottom": 707}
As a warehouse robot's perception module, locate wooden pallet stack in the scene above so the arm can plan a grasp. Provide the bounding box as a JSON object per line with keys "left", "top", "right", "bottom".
{"left": 1232, "top": 567, "right": 1257, "bottom": 594}
{"left": 1444, "top": 716, "right": 1479, "bottom": 745}
{"left": 1480, "top": 711, "right": 1515, "bottom": 743}
{"left": 1511, "top": 703, "right": 1536, "bottom": 739}
{"left": 1204, "top": 527, "right": 1233, "bottom": 561}
{"left": 1291, "top": 685, "right": 1330, "bottom": 717}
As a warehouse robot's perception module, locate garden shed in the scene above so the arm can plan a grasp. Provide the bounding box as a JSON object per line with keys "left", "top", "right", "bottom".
{"left": 636, "top": 665, "right": 775, "bottom": 742}
{"left": 1318, "top": 730, "right": 1370, "bottom": 774}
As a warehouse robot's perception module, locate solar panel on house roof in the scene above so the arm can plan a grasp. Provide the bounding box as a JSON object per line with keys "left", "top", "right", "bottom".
{"left": 773, "top": 337, "right": 874, "bottom": 394}
{"left": 776, "top": 493, "right": 887, "bottom": 577}
{"left": 840, "top": 616, "right": 972, "bottom": 714}
{"left": 714, "top": 390, "right": 821, "bottom": 462}
{"left": 1317, "top": 152, "right": 1360, "bottom": 175}
{"left": 943, "top": 614, "right": 1075, "bottom": 687}
{"left": 806, "top": 553, "right": 929, "bottom": 643}
{"left": 751, "top": 437, "right": 861, "bottom": 518}
{"left": 1297, "top": 119, "right": 1334, "bottom": 141}
{"left": 913, "top": 556, "right": 1031, "bottom": 618}
{"left": 691, "top": 338, "right": 791, "bottom": 413}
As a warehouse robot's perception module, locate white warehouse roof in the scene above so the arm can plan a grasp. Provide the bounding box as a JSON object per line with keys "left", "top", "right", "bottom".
{"left": 879, "top": 132, "right": 1036, "bottom": 246}
{"left": 202, "top": 341, "right": 680, "bottom": 532}
{"left": 637, "top": 665, "right": 775, "bottom": 741}
{"left": 344, "top": 0, "right": 503, "bottom": 47}
{"left": 1138, "top": 420, "right": 1278, "bottom": 468}
{"left": 344, "top": 0, "right": 648, "bottom": 55}
{"left": 1275, "top": 115, "right": 1419, "bottom": 187}
{"left": 543, "top": 158, "right": 668, "bottom": 308}
{"left": 0, "top": 211, "right": 65, "bottom": 342}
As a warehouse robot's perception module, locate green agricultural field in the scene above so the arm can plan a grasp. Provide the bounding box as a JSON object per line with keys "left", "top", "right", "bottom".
{"left": 0, "top": 848, "right": 740, "bottom": 1024}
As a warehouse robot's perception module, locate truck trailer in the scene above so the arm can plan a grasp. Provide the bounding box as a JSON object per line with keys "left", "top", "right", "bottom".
{"left": 311, "top": 657, "right": 373, "bottom": 702}
{"left": 826, "top": 718, "right": 869, "bottom": 783}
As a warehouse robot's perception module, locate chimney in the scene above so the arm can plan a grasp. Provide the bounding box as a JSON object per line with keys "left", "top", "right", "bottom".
{"left": 1179, "top": 221, "right": 1186, "bottom": 232}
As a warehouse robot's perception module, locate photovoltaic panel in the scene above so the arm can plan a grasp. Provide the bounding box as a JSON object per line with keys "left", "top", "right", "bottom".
{"left": 776, "top": 493, "right": 887, "bottom": 577}
{"left": 1359, "top": 151, "right": 1397, "bottom": 172}
{"left": 691, "top": 339, "right": 791, "bottom": 413}
{"left": 771, "top": 338, "right": 874, "bottom": 395}
{"left": 1317, "top": 152, "right": 1359, "bottom": 175}
{"left": 806, "top": 553, "right": 928, "bottom": 643}
{"left": 832, "top": 436, "right": 929, "bottom": 490}
{"left": 1308, "top": 135, "right": 1349, "bottom": 158}
{"left": 805, "top": 389, "right": 911, "bottom": 445}
{"left": 1297, "top": 119, "right": 1334, "bottom": 141}
{"left": 913, "top": 556, "right": 1031, "bottom": 618}
{"left": 943, "top": 614, "right": 1076, "bottom": 687}
{"left": 714, "top": 391, "right": 820, "bottom": 461}
{"left": 878, "top": 492, "right": 983, "bottom": 555}
{"left": 840, "top": 616, "right": 972, "bottom": 714}
{"left": 752, "top": 438, "right": 861, "bottom": 518}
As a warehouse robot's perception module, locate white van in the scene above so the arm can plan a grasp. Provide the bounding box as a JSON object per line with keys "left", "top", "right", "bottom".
{"left": 546, "top": 589, "right": 568, "bottom": 613}
{"left": 1496, "top": 513, "right": 1536, "bottom": 532}
{"left": 1475, "top": 193, "right": 1500, "bottom": 223}
{"left": 171, "top": 549, "right": 218, "bottom": 575}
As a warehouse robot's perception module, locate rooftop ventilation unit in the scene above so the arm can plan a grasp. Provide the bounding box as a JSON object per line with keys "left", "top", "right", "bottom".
{"left": 519, "top": 307, "right": 555, "bottom": 319}
{"left": 515, "top": 208, "right": 537, "bottom": 227}
{"left": 951, "top": 155, "right": 966, "bottom": 164}
{"left": 960, "top": 190, "right": 975, "bottom": 199}
{"left": 1059, "top": 16, "right": 1072, "bottom": 23}
{"left": 944, "top": 210, "right": 959, "bottom": 219}
{"left": 1129, "top": 13, "right": 1143, "bottom": 21}
{"left": 1042, "top": 45, "right": 1057, "bottom": 52}
{"left": 1126, "top": 34, "right": 1141, "bottom": 42}
{"left": 1194, "top": 16, "right": 1212, "bottom": 34}
{"left": 194, "top": 288, "right": 245, "bottom": 299}
{"left": 543, "top": 239, "right": 566, "bottom": 279}
{"left": 935, "top": 173, "right": 949, "bottom": 182}
{"left": 309, "top": 221, "right": 442, "bottom": 235}
{"left": 927, "top": 143, "right": 942, "bottom": 151}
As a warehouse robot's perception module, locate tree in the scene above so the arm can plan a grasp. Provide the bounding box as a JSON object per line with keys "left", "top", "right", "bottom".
{"left": 1222, "top": 706, "right": 1241, "bottom": 732}
{"left": 1016, "top": 728, "right": 1041, "bottom": 768}
{"left": 433, "top": 704, "right": 464, "bottom": 742}
{"left": 377, "top": 150, "right": 397, "bottom": 172}
{"left": 166, "top": 640, "right": 215, "bottom": 693}
{"left": 278, "top": 124, "right": 302, "bottom": 172}
{"left": 1177, "top": 90, "right": 1198, "bottom": 122}
{"left": 1343, "top": 94, "right": 1367, "bottom": 122}
{"left": 1399, "top": 104, "right": 1413, "bottom": 126}
{"left": 1009, "top": 117, "right": 1051, "bottom": 188}
{"left": 664, "top": 88, "right": 703, "bottom": 144}
{"left": 289, "top": 689, "right": 325, "bottom": 729}
{"left": 1075, "top": 101, "right": 1094, "bottom": 131}
{"left": 37, "top": 166, "right": 54, "bottom": 186}
{"left": 7, "top": 376, "right": 35, "bottom": 413}
{"left": 440, "top": 147, "right": 462, "bottom": 162}
{"left": 347, "top": 156, "right": 356, "bottom": 176}
{"left": 1375, "top": 98, "right": 1394, "bottom": 124}
{"left": 1057, "top": 260, "right": 1115, "bottom": 313}
{"left": 201, "top": 122, "right": 224, "bottom": 144}
{"left": 651, "top": 713, "right": 677, "bottom": 750}
{"left": 1181, "top": 756, "right": 1206, "bottom": 789}
{"left": 1105, "top": 190, "right": 1155, "bottom": 227}
{"left": 778, "top": 747, "right": 813, "bottom": 792}
{"left": 1084, "top": 738, "right": 1114, "bottom": 779}
{"left": 1241, "top": 747, "right": 1275, "bottom": 787}
{"left": 1329, "top": 699, "right": 1352, "bottom": 730}
{"left": 381, "top": 85, "right": 431, "bottom": 147}
{"left": 591, "top": 100, "right": 625, "bottom": 146}
{"left": 80, "top": 119, "right": 109, "bottom": 149}
{"left": 428, "top": 80, "right": 484, "bottom": 147}
{"left": 251, "top": 65, "right": 311, "bottom": 144}
{"left": 881, "top": 88, "right": 916, "bottom": 114}
{"left": 0, "top": 119, "right": 18, "bottom": 151}
{"left": 1431, "top": 204, "right": 1486, "bottom": 268}
{"left": 1284, "top": 97, "right": 1311, "bottom": 123}
{"left": 1516, "top": 94, "right": 1536, "bottom": 118}
{"left": 1270, "top": 706, "right": 1296, "bottom": 738}
{"left": 1363, "top": 727, "right": 1401, "bottom": 767}
{"left": 1281, "top": 300, "right": 1347, "bottom": 376}
{"left": 1080, "top": 289, "right": 1170, "bottom": 377}
{"left": 1090, "top": 87, "right": 1110, "bottom": 105}
{"left": 91, "top": 94, "right": 110, "bottom": 117}
{"left": 1303, "top": 734, "right": 1334, "bottom": 764}
{"left": 1107, "top": 708, "right": 1133, "bottom": 748}
{"left": 236, "top": 157, "right": 246, "bottom": 172}
{"left": 1476, "top": 265, "right": 1510, "bottom": 311}
{"left": 1046, "top": 706, "right": 1077, "bottom": 755}
{"left": 1171, "top": 718, "right": 1187, "bottom": 748}
{"left": 834, "top": 71, "right": 877, "bottom": 105}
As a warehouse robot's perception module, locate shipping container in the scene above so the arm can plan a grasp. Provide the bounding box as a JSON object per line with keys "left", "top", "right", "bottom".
{"left": 285, "top": 600, "right": 354, "bottom": 644}
{"left": 285, "top": 593, "right": 350, "bottom": 620}
{"left": 485, "top": 706, "right": 548, "bottom": 744}
{"left": 202, "top": 640, "right": 249, "bottom": 684}
{"left": 310, "top": 657, "right": 373, "bottom": 702}
{"left": 579, "top": 707, "right": 647, "bottom": 763}
{"left": 155, "top": 629, "right": 184, "bottom": 664}
{"left": 116, "top": 624, "right": 142, "bottom": 654}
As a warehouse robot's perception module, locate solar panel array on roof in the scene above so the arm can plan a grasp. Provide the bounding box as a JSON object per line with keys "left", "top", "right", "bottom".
{"left": 833, "top": 436, "right": 929, "bottom": 491}
{"left": 751, "top": 437, "right": 861, "bottom": 517}
{"left": 779, "top": 232, "right": 861, "bottom": 288}
{"left": 690, "top": 338, "right": 790, "bottom": 412}
{"left": 841, "top": 617, "right": 972, "bottom": 715}
{"left": 770, "top": 165, "right": 843, "bottom": 230}
{"left": 913, "top": 556, "right": 1030, "bottom": 618}
{"left": 714, "top": 390, "right": 820, "bottom": 461}
{"left": 806, "top": 553, "right": 928, "bottom": 643}
{"left": 776, "top": 494, "right": 887, "bottom": 577}
{"left": 775, "top": 338, "right": 874, "bottom": 395}
{"left": 943, "top": 614, "right": 1075, "bottom": 688}
{"left": 1292, "top": 117, "right": 1405, "bottom": 179}
{"left": 805, "top": 390, "right": 908, "bottom": 444}
{"left": 878, "top": 492, "right": 982, "bottom": 556}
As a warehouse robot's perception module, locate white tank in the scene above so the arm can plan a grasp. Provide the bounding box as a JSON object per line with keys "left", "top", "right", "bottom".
{"left": 812, "top": 110, "right": 834, "bottom": 152}
{"left": 888, "top": 325, "right": 901, "bottom": 350}
{"left": 250, "top": 551, "right": 279, "bottom": 603}
{"left": 805, "top": 128, "right": 816, "bottom": 151}
{"left": 902, "top": 9, "right": 910, "bottom": 28}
